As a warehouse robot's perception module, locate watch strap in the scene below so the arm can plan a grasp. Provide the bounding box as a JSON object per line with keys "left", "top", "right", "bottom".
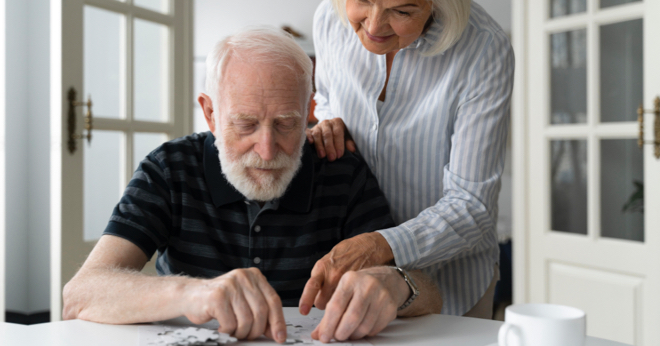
{"left": 392, "top": 267, "right": 420, "bottom": 311}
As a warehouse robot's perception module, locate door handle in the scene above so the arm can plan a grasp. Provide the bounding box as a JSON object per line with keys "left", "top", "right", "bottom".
{"left": 67, "top": 87, "right": 93, "bottom": 154}
{"left": 637, "top": 96, "right": 660, "bottom": 159}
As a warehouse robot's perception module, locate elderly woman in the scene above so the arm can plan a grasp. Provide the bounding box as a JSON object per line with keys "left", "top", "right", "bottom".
{"left": 301, "top": 0, "right": 514, "bottom": 331}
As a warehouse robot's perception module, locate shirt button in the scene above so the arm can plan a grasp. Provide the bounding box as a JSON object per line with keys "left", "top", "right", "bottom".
{"left": 254, "top": 225, "right": 261, "bottom": 233}
{"left": 244, "top": 201, "right": 250, "bottom": 205}
{"left": 253, "top": 257, "right": 261, "bottom": 264}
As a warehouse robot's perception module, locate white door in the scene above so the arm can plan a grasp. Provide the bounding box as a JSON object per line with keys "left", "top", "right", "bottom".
{"left": 525, "top": 0, "right": 660, "bottom": 344}
{"left": 50, "top": 0, "right": 193, "bottom": 321}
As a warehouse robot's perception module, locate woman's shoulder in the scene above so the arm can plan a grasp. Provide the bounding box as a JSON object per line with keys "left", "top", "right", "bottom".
{"left": 463, "top": 3, "right": 511, "bottom": 50}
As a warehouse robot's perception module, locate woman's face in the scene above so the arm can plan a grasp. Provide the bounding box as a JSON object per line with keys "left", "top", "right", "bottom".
{"left": 346, "top": 0, "right": 433, "bottom": 55}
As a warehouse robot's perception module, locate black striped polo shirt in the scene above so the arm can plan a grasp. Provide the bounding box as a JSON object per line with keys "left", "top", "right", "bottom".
{"left": 103, "top": 131, "right": 395, "bottom": 306}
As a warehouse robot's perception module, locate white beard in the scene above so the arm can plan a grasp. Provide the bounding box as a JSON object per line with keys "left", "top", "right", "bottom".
{"left": 215, "top": 134, "right": 304, "bottom": 202}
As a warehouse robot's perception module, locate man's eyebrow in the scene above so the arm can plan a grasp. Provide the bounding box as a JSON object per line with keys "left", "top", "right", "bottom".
{"left": 276, "top": 111, "right": 302, "bottom": 119}
{"left": 228, "top": 113, "right": 258, "bottom": 121}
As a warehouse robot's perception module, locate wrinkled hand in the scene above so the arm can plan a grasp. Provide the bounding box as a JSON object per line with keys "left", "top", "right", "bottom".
{"left": 299, "top": 232, "right": 394, "bottom": 314}
{"left": 183, "top": 267, "right": 287, "bottom": 343}
{"left": 306, "top": 118, "right": 356, "bottom": 161}
{"left": 312, "top": 267, "right": 409, "bottom": 342}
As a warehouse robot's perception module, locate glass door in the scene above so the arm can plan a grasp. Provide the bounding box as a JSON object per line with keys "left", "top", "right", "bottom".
{"left": 526, "top": 0, "right": 660, "bottom": 344}
{"left": 50, "top": 0, "right": 192, "bottom": 321}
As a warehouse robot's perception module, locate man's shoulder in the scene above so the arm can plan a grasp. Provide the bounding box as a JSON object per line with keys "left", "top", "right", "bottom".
{"left": 144, "top": 132, "right": 209, "bottom": 165}
{"left": 307, "top": 142, "right": 370, "bottom": 183}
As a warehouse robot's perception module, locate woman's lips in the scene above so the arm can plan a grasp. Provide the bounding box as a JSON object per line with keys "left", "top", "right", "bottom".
{"left": 365, "top": 30, "right": 395, "bottom": 43}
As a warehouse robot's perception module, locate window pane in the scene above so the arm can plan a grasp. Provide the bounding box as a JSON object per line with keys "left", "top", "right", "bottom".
{"left": 134, "top": 0, "right": 170, "bottom": 14}
{"left": 134, "top": 19, "right": 169, "bottom": 122}
{"left": 551, "top": 29, "right": 587, "bottom": 124}
{"left": 601, "top": 0, "right": 641, "bottom": 9}
{"left": 84, "top": 131, "right": 124, "bottom": 242}
{"left": 550, "top": 0, "right": 586, "bottom": 18}
{"left": 600, "top": 19, "right": 643, "bottom": 123}
{"left": 134, "top": 132, "right": 168, "bottom": 171}
{"left": 551, "top": 140, "right": 588, "bottom": 234}
{"left": 601, "top": 139, "right": 644, "bottom": 242}
{"left": 84, "top": 6, "right": 124, "bottom": 119}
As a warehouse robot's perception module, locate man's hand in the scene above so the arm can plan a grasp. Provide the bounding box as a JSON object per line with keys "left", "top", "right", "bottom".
{"left": 306, "top": 118, "right": 356, "bottom": 161}
{"left": 299, "top": 232, "right": 394, "bottom": 314}
{"left": 311, "top": 267, "right": 410, "bottom": 342}
{"left": 183, "top": 267, "right": 287, "bottom": 343}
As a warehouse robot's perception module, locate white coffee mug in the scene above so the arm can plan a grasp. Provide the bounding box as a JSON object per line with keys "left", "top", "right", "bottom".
{"left": 498, "top": 303, "right": 586, "bottom": 346}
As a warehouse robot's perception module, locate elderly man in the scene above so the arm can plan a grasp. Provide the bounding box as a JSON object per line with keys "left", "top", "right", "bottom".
{"left": 62, "top": 27, "right": 441, "bottom": 344}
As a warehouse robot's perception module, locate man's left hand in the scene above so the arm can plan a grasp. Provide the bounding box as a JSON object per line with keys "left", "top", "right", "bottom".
{"left": 299, "top": 232, "right": 394, "bottom": 314}
{"left": 310, "top": 267, "right": 409, "bottom": 342}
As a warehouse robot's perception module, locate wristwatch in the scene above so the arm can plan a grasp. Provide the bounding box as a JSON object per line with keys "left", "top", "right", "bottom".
{"left": 392, "top": 267, "right": 420, "bottom": 311}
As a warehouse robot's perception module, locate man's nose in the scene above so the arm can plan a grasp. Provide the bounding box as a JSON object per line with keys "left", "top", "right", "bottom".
{"left": 254, "top": 129, "right": 277, "bottom": 161}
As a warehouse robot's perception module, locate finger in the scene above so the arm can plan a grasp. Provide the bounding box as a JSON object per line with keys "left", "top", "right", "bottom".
{"left": 315, "top": 277, "right": 354, "bottom": 343}
{"left": 300, "top": 260, "right": 327, "bottom": 315}
{"left": 257, "top": 279, "right": 287, "bottom": 343}
{"left": 335, "top": 292, "right": 371, "bottom": 341}
{"left": 321, "top": 121, "right": 337, "bottom": 161}
{"left": 214, "top": 300, "right": 238, "bottom": 337}
{"left": 241, "top": 272, "right": 271, "bottom": 340}
{"left": 305, "top": 128, "right": 315, "bottom": 144}
{"left": 314, "top": 270, "right": 341, "bottom": 310}
{"left": 311, "top": 127, "right": 326, "bottom": 158}
{"left": 330, "top": 119, "right": 345, "bottom": 159}
{"left": 366, "top": 304, "right": 397, "bottom": 337}
{"left": 348, "top": 302, "right": 381, "bottom": 340}
{"left": 231, "top": 290, "right": 254, "bottom": 340}
{"left": 346, "top": 139, "right": 357, "bottom": 153}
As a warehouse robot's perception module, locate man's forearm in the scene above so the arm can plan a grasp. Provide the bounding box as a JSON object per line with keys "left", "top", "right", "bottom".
{"left": 397, "top": 270, "right": 443, "bottom": 317}
{"left": 63, "top": 267, "right": 197, "bottom": 324}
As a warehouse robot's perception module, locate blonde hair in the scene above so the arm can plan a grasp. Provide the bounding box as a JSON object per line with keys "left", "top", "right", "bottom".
{"left": 205, "top": 26, "right": 313, "bottom": 114}
{"left": 330, "top": 0, "right": 471, "bottom": 56}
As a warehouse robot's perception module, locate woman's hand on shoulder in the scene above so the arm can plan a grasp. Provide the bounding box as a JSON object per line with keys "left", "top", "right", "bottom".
{"left": 306, "top": 118, "right": 356, "bottom": 162}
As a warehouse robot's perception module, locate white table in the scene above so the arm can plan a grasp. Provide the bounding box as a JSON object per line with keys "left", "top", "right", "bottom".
{"left": 2, "top": 308, "right": 630, "bottom": 346}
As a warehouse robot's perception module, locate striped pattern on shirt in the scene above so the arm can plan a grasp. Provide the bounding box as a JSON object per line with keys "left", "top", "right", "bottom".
{"left": 313, "top": 0, "right": 514, "bottom": 315}
{"left": 103, "top": 132, "right": 395, "bottom": 306}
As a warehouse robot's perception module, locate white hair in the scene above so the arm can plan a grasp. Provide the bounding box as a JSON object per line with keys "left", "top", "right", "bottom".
{"left": 331, "top": 0, "right": 471, "bottom": 56}
{"left": 205, "top": 26, "right": 314, "bottom": 115}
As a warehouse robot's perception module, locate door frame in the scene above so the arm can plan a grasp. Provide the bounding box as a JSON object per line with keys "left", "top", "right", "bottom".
{"left": 511, "top": 0, "right": 530, "bottom": 305}
{"left": 49, "top": 0, "right": 194, "bottom": 321}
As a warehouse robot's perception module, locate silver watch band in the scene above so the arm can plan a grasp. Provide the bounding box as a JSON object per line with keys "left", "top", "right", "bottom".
{"left": 392, "top": 267, "right": 420, "bottom": 311}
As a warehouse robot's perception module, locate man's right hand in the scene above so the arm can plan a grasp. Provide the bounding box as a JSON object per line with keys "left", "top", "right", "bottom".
{"left": 183, "top": 267, "right": 287, "bottom": 343}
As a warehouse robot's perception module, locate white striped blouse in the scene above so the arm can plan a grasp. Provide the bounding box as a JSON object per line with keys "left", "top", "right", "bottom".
{"left": 313, "top": 0, "right": 514, "bottom": 315}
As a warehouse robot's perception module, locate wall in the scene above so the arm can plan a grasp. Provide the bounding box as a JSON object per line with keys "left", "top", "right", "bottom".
{"left": 5, "top": 0, "right": 29, "bottom": 312}
{"left": 4, "top": 0, "right": 50, "bottom": 314}
{"left": 27, "top": 0, "right": 50, "bottom": 312}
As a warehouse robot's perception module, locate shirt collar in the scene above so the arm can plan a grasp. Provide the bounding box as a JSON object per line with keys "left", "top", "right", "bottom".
{"left": 203, "top": 132, "right": 314, "bottom": 213}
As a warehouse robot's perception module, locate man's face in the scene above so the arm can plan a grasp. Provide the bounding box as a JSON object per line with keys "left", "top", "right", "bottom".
{"left": 209, "top": 57, "right": 307, "bottom": 202}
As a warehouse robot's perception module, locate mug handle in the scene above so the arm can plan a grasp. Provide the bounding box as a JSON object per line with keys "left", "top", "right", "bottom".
{"left": 498, "top": 323, "right": 522, "bottom": 346}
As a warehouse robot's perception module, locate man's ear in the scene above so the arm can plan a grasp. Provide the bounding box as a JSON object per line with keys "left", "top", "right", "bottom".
{"left": 198, "top": 93, "right": 216, "bottom": 133}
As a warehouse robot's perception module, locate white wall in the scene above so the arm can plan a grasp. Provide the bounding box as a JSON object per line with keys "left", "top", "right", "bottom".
{"left": 4, "top": 0, "right": 50, "bottom": 314}
{"left": 0, "top": 0, "right": 6, "bottom": 321}
{"left": 5, "top": 0, "right": 30, "bottom": 312}
{"left": 474, "top": 0, "right": 512, "bottom": 34}
{"left": 27, "top": 0, "right": 50, "bottom": 312}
